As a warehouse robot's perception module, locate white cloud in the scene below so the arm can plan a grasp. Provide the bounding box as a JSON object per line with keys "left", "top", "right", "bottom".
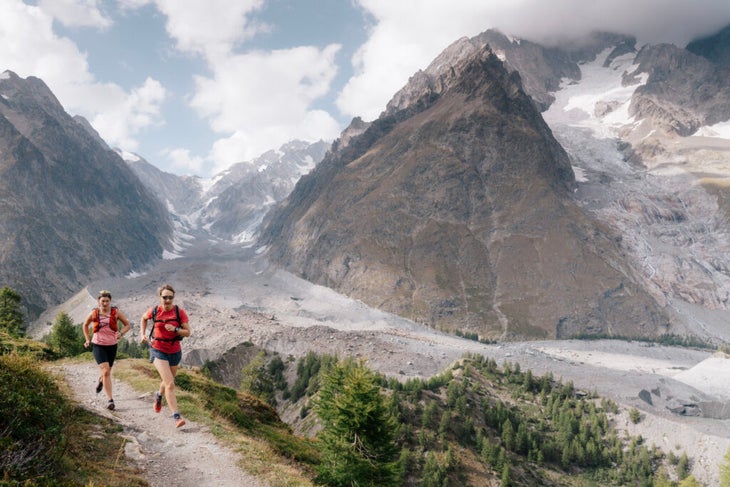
{"left": 0, "top": 1, "right": 92, "bottom": 82}
{"left": 131, "top": 0, "right": 342, "bottom": 174}
{"left": 0, "top": 0, "right": 165, "bottom": 151}
{"left": 38, "top": 0, "right": 111, "bottom": 28}
{"left": 188, "top": 44, "right": 342, "bottom": 169}
{"left": 337, "top": 0, "right": 508, "bottom": 120}
{"left": 147, "top": 0, "right": 266, "bottom": 58}
{"left": 86, "top": 77, "right": 167, "bottom": 151}
{"left": 163, "top": 147, "right": 205, "bottom": 175}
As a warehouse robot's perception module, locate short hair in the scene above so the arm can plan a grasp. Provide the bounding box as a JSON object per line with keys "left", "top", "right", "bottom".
{"left": 98, "top": 290, "right": 112, "bottom": 299}
{"left": 158, "top": 284, "right": 175, "bottom": 296}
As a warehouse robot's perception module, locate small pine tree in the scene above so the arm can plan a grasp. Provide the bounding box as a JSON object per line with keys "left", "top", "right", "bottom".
{"left": 629, "top": 407, "right": 641, "bottom": 424}
{"left": 117, "top": 336, "right": 146, "bottom": 358}
{"left": 314, "top": 359, "right": 400, "bottom": 487}
{"left": 677, "top": 452, "right": 690, "bottom": 480}
{"left": 0, "top": 286, "right": 25, "bottom": 337}
{"left": 501, "top": 461, "right": 512, "bottom": 487}
{"left": 240, "top": 351, "right": 276, "bottom": 405}
{"left": 47, "top": 312, "right": 84, "bottom": 357}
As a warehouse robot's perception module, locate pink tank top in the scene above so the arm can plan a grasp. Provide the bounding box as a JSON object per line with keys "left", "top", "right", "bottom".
{"left": 92, "top": 314, "right": 118, "bottom": 346}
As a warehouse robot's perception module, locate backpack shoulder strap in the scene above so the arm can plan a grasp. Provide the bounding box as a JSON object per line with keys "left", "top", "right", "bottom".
{"left": 149, "top": 305, "right": 158, "bottom": 340}
{"left": 91, "top": 307, "right": 100, "bottom": 332}
{"left": 109, "top": 306, "right": 118, "bottom": 331}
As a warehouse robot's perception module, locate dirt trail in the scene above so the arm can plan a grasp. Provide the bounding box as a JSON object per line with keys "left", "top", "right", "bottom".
{"left": 56, "top": 362, "right": 267, "bottom": 487}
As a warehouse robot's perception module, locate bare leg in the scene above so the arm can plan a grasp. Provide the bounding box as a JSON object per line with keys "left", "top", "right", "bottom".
{"left": 99, "top": 362, "right": 113, "bottom": 400}
{"left": 153, "top": 358, "right": 178, "bottom": 414}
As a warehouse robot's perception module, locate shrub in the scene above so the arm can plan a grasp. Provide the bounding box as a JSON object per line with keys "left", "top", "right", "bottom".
{"left": 0, "top": 354, "right": 69, "bottom": 480}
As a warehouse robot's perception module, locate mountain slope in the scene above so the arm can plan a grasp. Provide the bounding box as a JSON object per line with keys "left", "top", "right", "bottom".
{"left": 0, "top": 70, "right": 171, "bottom": 316}
{"left": 259, "top": 47, "right": 668, "bottom": 339}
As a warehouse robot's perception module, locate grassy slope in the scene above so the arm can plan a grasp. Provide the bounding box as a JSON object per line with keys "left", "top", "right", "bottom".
{"left": 1, "top": 330, "right": 706, "bottom": 486}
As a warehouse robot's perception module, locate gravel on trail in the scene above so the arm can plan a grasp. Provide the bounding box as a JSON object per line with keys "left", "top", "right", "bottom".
{"left": 56, "top": 362, "right": 267, "bottom": 487}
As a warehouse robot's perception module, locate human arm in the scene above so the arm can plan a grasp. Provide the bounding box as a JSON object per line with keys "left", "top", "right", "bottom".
{"left": 139, "top": 310, "right": 150, "bottom": 343}
{"left": 82, "top": 312, "right": 93, "bottom": 348}
{"left": 116, "top": 310, "right": 132, "bottom": 339}
{"left": 163, "top": 307, "right": 190, "bottom": 338}
{"left": 164, "top": 320, "right": 190, "bottom": 338}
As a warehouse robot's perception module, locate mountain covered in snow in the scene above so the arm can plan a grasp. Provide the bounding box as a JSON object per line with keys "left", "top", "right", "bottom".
{"left": 259, "top": 26, "right": 730, "bottom": 341}
{"left": 123, "top": 139, "right": 329, "bottom": 253}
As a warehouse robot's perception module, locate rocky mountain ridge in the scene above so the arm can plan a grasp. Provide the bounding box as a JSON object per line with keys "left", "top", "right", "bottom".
{"left": 259, "top": 45, "right": 670, "bottom": 340}
{"left": 0, "top": 70, "right": 171, "bottom": 316}
{"left": 259, "top": 25, "right": 730, "bottom": 341}
{"left": 123, "top": 139, "right": 330, "bottom": 252}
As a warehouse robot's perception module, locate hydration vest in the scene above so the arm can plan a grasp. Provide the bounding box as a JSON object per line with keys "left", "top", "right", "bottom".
{"left": 92, "top": 306, "right": 118, "bottom": 333}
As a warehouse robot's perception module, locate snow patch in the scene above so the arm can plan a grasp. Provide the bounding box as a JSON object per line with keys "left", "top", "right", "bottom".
{"left": 118, "top": 149, "right": 140, "bottom": 162}
{"left": 572, "top": 166, "right": 588, "bottom": 182}
{"left": 694, "top": 121, "right": 730, "bottom": 139}
{"left": 197, "top": 176, "right": 217, "bottom": 193}
{"left": 549, "top": 50, "right": 643, "bottom": 139}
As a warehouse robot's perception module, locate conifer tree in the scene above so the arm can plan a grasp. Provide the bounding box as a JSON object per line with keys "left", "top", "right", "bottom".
{"left": 240, "top": 351, "right": 276, "bottom": 405}
{"left": 0, "top": 286, "right": 24, "bottom": 337}
{"left": 314, "top": 359, "right": 400, "bottom": 487}
{"left": 47, "top": 312, "right": 84, "bottom": 357}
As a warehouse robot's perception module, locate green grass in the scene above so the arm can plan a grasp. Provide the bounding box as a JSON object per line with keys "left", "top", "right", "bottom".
{"left": 0, "top": 346, "right": 145, "bottom": 486}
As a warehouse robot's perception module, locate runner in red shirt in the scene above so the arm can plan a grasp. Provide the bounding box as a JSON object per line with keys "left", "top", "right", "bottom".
{"left": 140, "top": 284, "right": 191, "bottom": 428}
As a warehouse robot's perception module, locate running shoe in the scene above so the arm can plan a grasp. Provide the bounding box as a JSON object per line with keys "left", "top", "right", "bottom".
{"left": 154, "top": 392, "right": 162, "bottom": 413}
{"left": 96, "top": 378, "right": 103, "bottom": 394}
{"left": 107, "top": 399, "right": 115, "bottom": 411}
{"left": 173, "top": 412, "right": 185, "bottom": 428}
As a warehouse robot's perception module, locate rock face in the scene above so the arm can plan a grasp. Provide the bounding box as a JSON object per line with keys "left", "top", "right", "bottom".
{"left": 629, "top": 43, "right": 730, "bottom": 136}
{"left": 259, "top": 48, "right": 669, "bottom": 340}
{"left": 0, "top": 70, "right": 171, "bottom": 317}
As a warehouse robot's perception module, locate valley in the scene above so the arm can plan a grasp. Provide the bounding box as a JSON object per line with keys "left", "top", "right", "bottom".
{"left": 29, "top": 236, "right": 730, "bottom": 485}
{"left": 12, "top": 26, "right": 730, "bottom": 485}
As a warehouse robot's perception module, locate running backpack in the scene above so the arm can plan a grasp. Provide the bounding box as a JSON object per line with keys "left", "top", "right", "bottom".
{"left": 148, "top": 305, "right": 183, "bottom": 342}
{"left": 91, "top": 306, "right": 118, "bottom": 333}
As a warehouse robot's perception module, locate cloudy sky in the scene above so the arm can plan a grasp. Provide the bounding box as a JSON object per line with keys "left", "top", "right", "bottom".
{"left": 2, "top": 0, "right": 730, "bottom": 177}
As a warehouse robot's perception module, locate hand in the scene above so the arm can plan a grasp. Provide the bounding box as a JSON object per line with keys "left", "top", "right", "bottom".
{"left": 84, "top": 340, "right": 89, "bottom": 348}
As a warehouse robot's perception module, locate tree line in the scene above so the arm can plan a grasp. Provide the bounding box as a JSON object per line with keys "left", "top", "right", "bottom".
{"left": 0, "top": 285, "right": 145, "bottom": 359}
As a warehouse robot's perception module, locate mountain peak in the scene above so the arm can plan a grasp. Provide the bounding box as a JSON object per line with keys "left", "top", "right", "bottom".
{"left": 259, "top": 42, "right": 667, "bottom": 339}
